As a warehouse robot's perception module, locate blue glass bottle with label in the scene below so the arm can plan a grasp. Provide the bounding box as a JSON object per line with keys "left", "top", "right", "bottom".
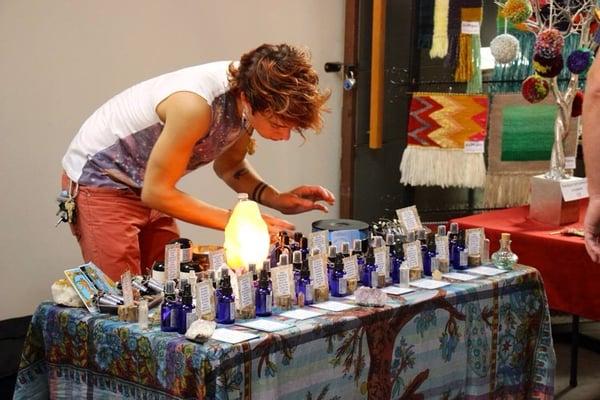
{"left": 177, "top": 283, "right": 195, "bottom": 334}
{"left": 255, "top": 269, "right": 272, "bottom": 316}
{"left": 352, "top": 239, "right": 365, "bottom": 284}
{"left": 330, "top": 254, "right": 348, "bottom": 297}
{"left": 160, "top": 280, "right": 179, "bottom": 332}
{"left": 387, "top": 234, "right": 404, "bottom": 284}
{"left": 216, "top": 268, "right": 235, "bottom": 324}
{"left": 361, "top": 249, "right": 378, "bottom": 288}
{"left": 327, "top": 245, "right": 337, "bottom": 285}
{"left": 452, "top": 232, "right": 468, "bottom": 270}
{"left": 423, "top": 236, "right": 436, "bottom": 276}
{"left": 297, "top": 260, "right": 314, "bottom": 305}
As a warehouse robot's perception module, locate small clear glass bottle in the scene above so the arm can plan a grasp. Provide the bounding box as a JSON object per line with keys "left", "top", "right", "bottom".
{"left": 491, "top": 233, "right": 518, "bottom": 270}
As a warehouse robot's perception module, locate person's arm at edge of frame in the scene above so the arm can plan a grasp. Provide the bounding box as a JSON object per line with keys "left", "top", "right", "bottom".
{"left": 582, "top": 52, "right": 600, "bottom": 262}
{"left": 141, "top": 91, "right": 232, "bottom": 230}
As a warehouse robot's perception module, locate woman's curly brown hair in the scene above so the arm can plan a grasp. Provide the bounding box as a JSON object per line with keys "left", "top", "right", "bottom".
{"left": 228, "top": 43, "right": 330, "bottom": 133}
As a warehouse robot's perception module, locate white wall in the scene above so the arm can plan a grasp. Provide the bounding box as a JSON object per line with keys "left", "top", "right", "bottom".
{"left": 0, "top": 0, "right": 344, "bottom": 320}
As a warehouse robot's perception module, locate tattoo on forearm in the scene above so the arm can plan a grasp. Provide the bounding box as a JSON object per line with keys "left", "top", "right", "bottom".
{"left": 251, "top": 182, "right": 268, "bottom": 203}
{"left": 233, "top": 168, "right": 249, "bottom": 180}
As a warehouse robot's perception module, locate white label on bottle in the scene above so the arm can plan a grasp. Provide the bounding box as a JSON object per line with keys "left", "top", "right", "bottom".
{"left": 238, "top": 273, "right": 254, "bottom": 309}
{"left": 466, "top": 228, "right": 483, "bottom": 256}
{"left": 152, "top": 269, "right": 166, "bottom": 284}
{"left": 186, "top": 311, "right": 197, "bottom": 330}
{"left": 165, "top": 243, "right": 180, "bottom": 281}
{"left": 309, "top": 256, "right": 327, "bottom": 288}
{"left": 374, "top": 247, "right": 387, "bottom": 273}
{"left": 560, "top": 177, "right": 589, "bottom": 202}
{"left": 339, "top": 278, "right": 347, "bottom": 295}
{"left": 565, "top": 156, "right": 576, "bottom": 170}
{"left": 170, "top": 308, "right": 178, "bottom": 328}
{"left": 120, "top": 270, "right": 134, "bottom": 307}
{"left": 342, "top": 255, "right": 358, "bottom": 279}
{"left": 230, "top": 302, "right": 236, "bottom": 320}
{"left": 305, "top": 284, "right": 314, "bottom": 302}
{"left": 435, "top": 235, "right": 449, "bottom": 261}
{"left": 404, "top": 242, "right": 421, "bottom": 269}
{"left": 371, "top": 271, "right": 378, "bottom": 288}
{"left": 460, "top": 251, "right": 468, "bottom": 267}
{"left": 181, "top": 247, "right": 192, "bottom": 263}
{"left": 276, "top": 270, "right": 291, "bottom": 296}
{"left": 461, "top": 21, "right": 480, "bottom": 35}
{"left": 266, "top": 294, "right": 272, "bottom": 312}
{"left": 309, "top": 230, "right": 329, "bottom": 255}
{"left": 463, "top": 140, "right": 484, "bottom": 154}
{"left": 196, "top": 281, "right": 213, "bottom": 316}
{"left": 209, "top": 249, "right": 225, "bottom": 270}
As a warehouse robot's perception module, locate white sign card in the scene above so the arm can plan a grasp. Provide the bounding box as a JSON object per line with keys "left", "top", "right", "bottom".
{"left": 409, "top": 279, "right": 450, "bottom": 290}
{"left": 310, "top": 301, "right": 357, "bottom": 312}
{"left": 435, "top": 235, "right": 449, "bottom": 262}
{"left": 381, "top": 286, "right": 414, "bottom": 295}
{"left": 565, "top": 156, "right": 576, "bottom": 170}
{"left": 196, "top": 281, "right": 214, "bottom": 316}
{"left": 120, "top": 270, "right": 134, "bottom": 306}
{"left": 403, "top": 241, "right": 423, "bottom": 270}
{"left": 467, "top": 266, "right": 507, "bottom": 276}
{"left": 165, "top": 243, "right": 180, "bottom": 281}
{"left": 308, "top": 230, "right": 329, "bottom": 256}
{"left": 236, "top": 272, "right": 254, "bottom": 310}
{"left": 237, "top": 319, "right": 291, "bottom": 333}
{"left": 209, "top": 249, "right": 226, "bottom": 270}
{"left": 374, "top": 246, "right": 388, "bottom": 274}
{"left": 342, "top": 255, "right": 359, "bottom": 279}
{"left": 461, "top": 21, "right": 481, "bottom": 35}
{"left": 464, "top": 140, "right": 485, "bottom": 154}
{"left": 271, "top": 265, "right": 294, "bottom": 298}
{"left": 396, "top": 205, "right": 423, "bottom": 234}
{"left": 211, "top": 328, "right": 258, "bottom": 344}
{"left": 280, "top": 309, "right": 323, "bottom": 320}
{"left": 560, "top": 177, "right": 588, "bottom": 202}
{"left": 442, "top": 272, "right": 478, "bottom": 282}
{"left": 308, "top": 255, "right": 328, "bottom": 289}
{"left": 465, "top": 228, "right": 485, "bottom": 256}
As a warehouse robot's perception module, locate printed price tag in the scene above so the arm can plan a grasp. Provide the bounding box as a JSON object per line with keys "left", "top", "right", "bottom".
{"left": 196, "top": 281, "right": 214, "bottom": 316}
{"left": 165, "top": 243, "right": 180, "bottom": 281}
{"left": 565, "top": 156, "right": 576, "bottom": 170}
{"left": 309, "top": 256, "right": 327, "bottom": 289}
{"left": 560, "top": 177, "right": 588, "bottom": 202}
{"left": 463, "top": 140, "right": 485, "bottom": 154}
{"left": 237, "top": 273, "right": 254, "bottom": 309}
{"left": 403, "top": 241, "right": 422, "bottom": 270}
{"left": 466, "top": 228, "right": 484, "bottom": 256}
{"left": 342, "top": 255, "right": 358, "bottom": 279}
{"left": 435, "top": 235, "right": 449, "bottom": 261}
{"left": 120, "top": 270, "right": 134, "bottom": 307}
{"left": 209, "top": 249, "right": 226, "bottom": 270}
{"left": 461, "top": 21, "right": 480, "bottom": 35}
{"left": 309, "top": 230, "right": 328, "bottom": 255}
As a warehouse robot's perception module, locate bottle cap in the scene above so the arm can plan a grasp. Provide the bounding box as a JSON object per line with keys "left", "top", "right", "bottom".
{"left": 152, "top": 260, "right": 165, "bottom": 271}
{"left": 279, "top": 253, "right": 290, "bottom": 266}
{"left": 238, "top": 193, "right": 249, "bottom": 200}
{"left": 416, "top": 229, "right": 426, "bottom": 241}
{"left": 300, "top": 237, "right": 308, "bottom": 250}
{"left": 328, "top": 245, "right": 338, "bottom": 258}
{"left": 294, "top": 232, "right": 304, "bottom": 243}
{"left": 501, "top": 233, "right": 511, "bottom": 241}
{"left": 165, "top": 280, "right": 176, "bottom": 295}
{"left": 292, "top": 250, "right": 302, "bottom": 264}
{"left": 450, "top": 222, "right": 459, "bottom": 234}
{"left": 248, "top": 263, "right": 256, "bottom": 274}
{"left": 182, "top": 283, "right": 193, "bottom": 305}
{"left": 352, "top": 239, "right": 362, "bottom": 252}
{"left": 437, "top": 225, "right": 447, "bottom": 236}
{"left": 341, "top": 241, "right": 350, "bottom": 255}
{"left": 262, "top": 260, "right": 271, "bottom": 273}
{"left": 170, "top": 238, "right": 192, "bottom": 249}
{"left": 406, "top": 231, "right": 416, "bottom": 243}
{"left": 385, "top": 233, "right": 395, "bottom": 245}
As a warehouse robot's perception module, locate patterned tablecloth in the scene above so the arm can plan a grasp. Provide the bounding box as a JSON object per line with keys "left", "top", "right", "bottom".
{"left": 14, "top": 265, "right": 555, "bottom": 399}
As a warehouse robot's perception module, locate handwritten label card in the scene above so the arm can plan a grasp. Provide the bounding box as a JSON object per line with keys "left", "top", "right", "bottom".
{"left": 209, "top": 249, "right": 226, "bottom": 270}
{"left": 342, "top": 255, "right": 358, "bottom": 279}
{"left": 165, "top": 243, "right": 180, "bottom": 281}
{"left": 271, "top": 265, "right": 293, "bottom": 297}
{"left": 560, "top": 177, "right": 588, "bottom": 202}
{"left": 237, "top": 272, "right": 254, "bottom": 310}
{"left": 403, "top": 241, "right": 423, "bottom": 270}
{"left": 466, "top": 228, "right": 484, "bottom": 256}
{"left": 308, "top": 230, "right": 328, "bottom": 256}
{"left": 396, "top": 206, "right": 423, "bottom": 234}
{"left": 435, "top": 235, "right": 449, "bottom": 262}
{"left": 374, "top": 246, "right": 388, "bottom": 274}
{"left": 464, "top": 140, "right": 485, "bottom": 154}
{"left": 196, "top": 281, "right": 214, "bottom": 316}
{"left": 120, "top": 270, "right": 134, "bottom": 306}
{"left": 461, "top": 21, "right": 480, "bottom": 35}
{"left": 309, "top": 255, "right": 328, "bottom": 289}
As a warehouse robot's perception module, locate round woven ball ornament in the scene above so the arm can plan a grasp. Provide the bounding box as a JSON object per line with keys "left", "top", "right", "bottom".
{"left": 490, "top": 34, "right": 520, "bottom": 64}
{"left": 503, "top": 0, "right": 533, "bottom": 24}
{"left": 534, "top": 28, "right": 565, "bottom": 59}
{"left": 567, "top": 48, "right": 594, "bottom": 74}
{"left": 571, "top": 91, "right": 584, "bottom": 117}
{"left": 533, "top": 53, "right": 564, "bottom": 78}
{"left": 521, "top": 75, "right": 550, "bottom": 103}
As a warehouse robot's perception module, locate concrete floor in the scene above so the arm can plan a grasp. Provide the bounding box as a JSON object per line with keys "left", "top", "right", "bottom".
{"left": 553, "top": 322, "right": 600, "bottom": 400}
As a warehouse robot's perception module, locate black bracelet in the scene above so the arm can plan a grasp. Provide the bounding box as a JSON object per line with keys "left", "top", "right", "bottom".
{"left": 251, "top": 182, "right": 267, "bottom": 203}
{"left": 256, "top": 183, "right": 270, "bottom": 204}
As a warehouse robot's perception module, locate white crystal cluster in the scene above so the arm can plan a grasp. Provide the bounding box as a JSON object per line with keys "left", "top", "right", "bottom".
{"left": 185, "top": 319, "right": 217, "bottom": 342}
{"left": 51, "top": 279, "right": 84, "bottom": 307}
{"left": 354, "top": 286, "right": 387, "bottom": 307}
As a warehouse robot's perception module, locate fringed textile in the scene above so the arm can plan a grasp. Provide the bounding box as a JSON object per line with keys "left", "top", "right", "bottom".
{"left": 455, "top": 6, "right": 483, "bottom": 82}
{"left": 430, "top": 0, "right": 450, "bottom": 58}
{"left": 400, "top": 92, "right": 489, "bottom": 188}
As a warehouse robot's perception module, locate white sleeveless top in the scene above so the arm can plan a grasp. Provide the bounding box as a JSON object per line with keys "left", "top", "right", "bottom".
{"left": 62, "top": 61, "right": 244, "bottom": 190}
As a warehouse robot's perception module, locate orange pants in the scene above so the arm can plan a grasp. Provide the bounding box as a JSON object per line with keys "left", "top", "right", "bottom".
{"left": 63, "top": 175, "right": 179, "bottom": 281}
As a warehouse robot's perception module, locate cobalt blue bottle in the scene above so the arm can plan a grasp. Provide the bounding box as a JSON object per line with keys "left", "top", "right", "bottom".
{"left": 327, "top": 245, "right": 337, "bottom": 284}
{"left": 361, "top": 249, "right": 378, "bottom": 288}
{"left": 452, "top": 232, "right": 468, "bottom": 270}
{"left": 297, "top": 259, "right": 314, "bottom": 305}
{"left": 300, "top": 237, "right": 309, "bottom": 260}
{"left": 351, "top": 239, "right": 365, "bottom": 283}
{"left": 160, "top": 280, "right": 179, "bottom": 332}
{"left": 387, "top": 234, "right": 402, "bottom": 283}
{"left": 330, "top": 254, "right": 348, "bottom": 297}
{"left": 292, "top": 250, "right": 303, "bottom": 288}
{"left": 255, "top": 269, "right": 272, "bottom": 316}
{"left": 216, "top": 268, "right": 235, "bottom": 324}
{"left": 177, "top": 283, "right": 195, "bottom": 334}
{"left": 423, "top": 236, "right": 436, "bottom": 277}
{"left": 448, "top": 223, "right": 460, "bottom": 269}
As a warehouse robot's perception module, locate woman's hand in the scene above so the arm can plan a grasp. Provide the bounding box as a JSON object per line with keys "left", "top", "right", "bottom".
{"left": 272, "top": 185, "right": 336, "bottom": 215}
{"left": 584, "top": 195, "right": 600, "bottom": 263}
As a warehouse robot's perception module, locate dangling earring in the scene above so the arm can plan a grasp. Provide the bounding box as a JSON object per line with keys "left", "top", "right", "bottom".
{"left": 242, "top": 107, "right": 256, "bottom": 155}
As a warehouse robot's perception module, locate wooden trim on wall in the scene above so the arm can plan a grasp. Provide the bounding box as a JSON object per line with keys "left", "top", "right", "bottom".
{"left": 340, "top": 0, "right": 359, "bottom": 218}
{"left": 369, "top": 0, "right": 386, "bottom": 149}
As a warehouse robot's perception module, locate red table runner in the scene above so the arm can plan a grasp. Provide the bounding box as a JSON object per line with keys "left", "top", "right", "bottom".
{"left": 452, "top": 199, "right": 600, "bottom": 320}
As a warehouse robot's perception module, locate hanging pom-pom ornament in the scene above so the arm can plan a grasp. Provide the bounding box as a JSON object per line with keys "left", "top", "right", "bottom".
{"left": 534, "top": 28, "right": 565, "bottom": 59}
{"left": 490, "top": 34, "right": 520, "bottom": 64}
{"left": 533, "top": 54, "right": 564, "bottom": 78}
{"left": 571, "top": 91, "right": 584, "bottom": 117}
{"left": 567, "top": 48, "right": 594, "bottom": 75}
{"left": 502, "top": 0, "right": 533, "bottom": 24}
{"left": 521, "top": 75, "right": 550, "bottom": 103}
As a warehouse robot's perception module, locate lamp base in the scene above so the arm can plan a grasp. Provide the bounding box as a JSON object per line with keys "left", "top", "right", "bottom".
{"left": 529, "top": 175, "right": 581, "bottom": 226}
